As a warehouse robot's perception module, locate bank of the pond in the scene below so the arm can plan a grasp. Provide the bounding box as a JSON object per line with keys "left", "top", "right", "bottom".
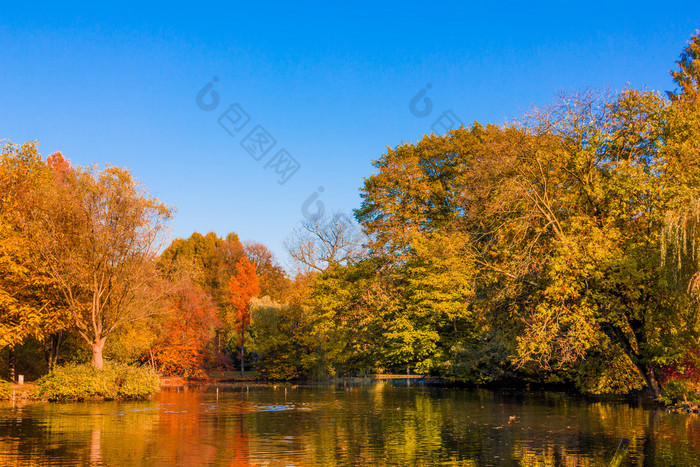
{"left": 160, "top": 374, "right": 259, "bottom": 387}
{"left": 174, "top": 374, "right": 700, "bottom": 416}
{"left": 7, "top": 369, "right": 699, "bottom": 412}
{"left": 3, "top": 383, "right": 35, "bottom": 401}
{"left": 666, "top": 402, "right": 700, "bottom": 414}
{"left": 159, "top": 373, "right": 440, "bottom": 389}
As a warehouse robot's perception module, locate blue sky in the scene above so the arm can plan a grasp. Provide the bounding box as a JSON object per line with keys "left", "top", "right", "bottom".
{"left": 2, "top": 2, "right": 699, "bottom": 269}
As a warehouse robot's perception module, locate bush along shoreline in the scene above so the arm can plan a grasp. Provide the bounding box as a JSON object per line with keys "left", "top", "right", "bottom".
{"left": 0, "top": 379, "right": 10, "bottom": 400}
{"left": 36, "top": 362, "right": 160, "bottom": 401}
{"left": 1, "top": 367, "right": 699, "bottom": 410}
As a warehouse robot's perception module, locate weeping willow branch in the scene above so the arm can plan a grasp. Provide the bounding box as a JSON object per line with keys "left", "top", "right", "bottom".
{"left": 662, "top": 196, "right": 700, "bottom": 296}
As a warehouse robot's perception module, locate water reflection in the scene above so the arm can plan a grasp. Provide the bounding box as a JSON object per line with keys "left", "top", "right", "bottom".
{"left": 0, "top": 382, "right": 699, "bottom": 465}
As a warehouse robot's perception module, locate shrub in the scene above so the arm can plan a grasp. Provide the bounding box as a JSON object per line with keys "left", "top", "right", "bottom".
{"left": 0, "top": 380, "right": 10, "bottom": 400}
{"left": 659, "top": 379, "right": 700, "bottom": 406}
{"left": 117, "top": 364, "right": 161, "bottom": 400}
{"left": 37, "top": 362, "right": 160, "bottom": 401}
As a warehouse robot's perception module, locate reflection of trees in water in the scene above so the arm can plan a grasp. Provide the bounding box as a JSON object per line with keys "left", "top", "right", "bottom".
{"left": 644, "top": 410, "right": 700, "bottom": 465}
{"left": 0, "top": 399, "right": 161, "bottom": 464}
{"left": 150, "top": 387, "right": 220, "bottom": 464}
{"left": 142, "top": 386, "right": 252, "bottom": 465}
{"left": 0, "top": 405, "right": 57, "bottom": 463}
{"left": 0, "top": 388, "right": 251, "bottom": 464}
{"left": 2, "top": 386, "right": 700, "bottom": 464}
{"left": 228, "top": 389, "right": 250, "bottom": 467}
{"left": 503, "top": 399, "right": 651, "bottom": 465}
{"left": 240, "top": 386, "right": 700, "bottom": 465}
{"left": 89, "top": 427, "right": 101, "bottom": 466}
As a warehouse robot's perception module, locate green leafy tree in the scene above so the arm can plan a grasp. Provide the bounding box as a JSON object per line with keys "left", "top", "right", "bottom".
{"left": 310, "top": 260, "right": 387, "bottom": 375}
{"left": 354, "top": 75, "right": 700, "bottom": 396}
{"left": 250, "top": 296, "right": 317, "bottom": 380}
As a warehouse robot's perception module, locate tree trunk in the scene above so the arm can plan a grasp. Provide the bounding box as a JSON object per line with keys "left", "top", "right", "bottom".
{"left": 644, "top": 365, "right": 661, "bottom": 399}
{"left": 611, "top": 327, "right": 661, "bottom": 398}
{"left": 92, "top": 337, "right": 107, "bottom": 370}
{"left": 240, "top": 345, "right": 245, "bottom": 377}
{"left": 633, "top": 359, "right": 661, "bottom": 399}
{"left": 47, "top": 333, "right": 63, "bottom": 373}
{"left": 8, "top": 347, "right": 15, "bottom": 383}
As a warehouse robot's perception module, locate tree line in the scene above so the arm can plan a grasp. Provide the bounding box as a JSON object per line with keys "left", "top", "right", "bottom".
{"left": 3, "top": 34, "right": 700, "bottom": 399}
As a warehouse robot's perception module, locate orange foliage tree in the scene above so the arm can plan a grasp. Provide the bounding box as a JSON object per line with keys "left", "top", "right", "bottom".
{"left": 243, "top": 242, "right": 290, "bottom": 301}
{"left": 0, "top": 145, "right": 71, "bottom": 350}
{"left": 19, "top": 150, "right": 172, "bottom": 369}
{"left": 227, "top": 257, "right": 260, "bottom": 376}
{"left": 150, "top": 281, "right": 219, "bottom": 377}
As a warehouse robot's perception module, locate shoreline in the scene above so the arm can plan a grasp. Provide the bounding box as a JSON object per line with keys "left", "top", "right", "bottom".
{"left": 160, "top": 373, "right": 428, "bottom": 387}
{"left": 7, "top": 382, "right": 35, "bottom": 400}
{"left": 3, "top": 376, "right": 697, "bottom": 413}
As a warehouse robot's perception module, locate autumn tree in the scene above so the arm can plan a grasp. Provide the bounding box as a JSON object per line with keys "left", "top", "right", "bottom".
{"left": 160, "top": 231, "right": 245, "bottom": 308}
{"left": 19, "top": 156, "right": 172, "bottom": 369}
{"left": 243, "top": 242, "right": 290, "bottom": 301}
{"left": 285, "top": 212, "right": 366, "bottom": 273}
{"left": 160, "top": 231, "right": 246, "bottom": 353}
{"left": 669, "top": 31, "right": 700, "bottom": 102}
{"left": 663, "top": 32, "right": 700, "bottom": 287}
{"left": 150, "top": 280, "right": 219, "bottom": 376}
{"left": 227, "top": 257, "right": 260, "bottom": 375}
{"left": 352, "top": 126, "right": 512, "bottom": 377}
{"left": 502, "top": 90, "right": 679, "bottom": 396}
{"left": 0, "top": 143, "right": 70, "bottom": 350}
{"left": 354, "top": 74, "right": 700, "bottom": 396}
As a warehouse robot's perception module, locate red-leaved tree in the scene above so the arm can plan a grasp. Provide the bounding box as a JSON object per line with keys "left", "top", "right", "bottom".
{"left": 150, "top": 281, "right": 219, "bottom": 377}
{"left": 228, "top": 257, "right": 260, "bottom": 376}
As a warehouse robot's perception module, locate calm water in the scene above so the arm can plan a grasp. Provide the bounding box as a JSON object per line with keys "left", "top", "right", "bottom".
{"left": 1, "top": 381, "right": 699, "bottom": 466}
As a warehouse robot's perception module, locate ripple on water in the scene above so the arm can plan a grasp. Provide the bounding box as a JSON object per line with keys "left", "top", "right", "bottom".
{"left": 1, "top": 386, "right": 699, "bottom": 465}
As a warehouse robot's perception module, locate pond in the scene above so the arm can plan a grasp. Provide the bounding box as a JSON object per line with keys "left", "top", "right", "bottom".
{"left": 1, "top": 380, "right": 699, "bottom": 465}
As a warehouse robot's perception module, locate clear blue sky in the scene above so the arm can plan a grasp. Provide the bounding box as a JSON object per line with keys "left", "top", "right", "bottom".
{"left": 2, "top": 2, "right": 699, "bottom": 269}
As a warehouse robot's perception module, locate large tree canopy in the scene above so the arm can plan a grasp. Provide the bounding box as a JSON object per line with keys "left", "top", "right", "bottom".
{"left": 0, "top": 142, "right": 69, "bottom": 348}
{"left": 18, "top": 152, "right": 173, "bottom": 369}
{"left": 345, "top": 47, "right": 700, "bottom": 395}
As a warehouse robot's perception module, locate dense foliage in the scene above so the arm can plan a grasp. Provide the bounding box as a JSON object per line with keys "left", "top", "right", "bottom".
{"left": 37, "top": 362, "right": 160, "bottom": 401}
{"left": 0, "top": 146, "right": 70, "bottom": 348}
{"left": 149, "top": 280, "right": 219, "bottom": 377}
{"left": 4, "top": 34, "right": 700, "bottom": 404}
{"left": 296, "top": 34, "right": 700, "bottom": 398}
